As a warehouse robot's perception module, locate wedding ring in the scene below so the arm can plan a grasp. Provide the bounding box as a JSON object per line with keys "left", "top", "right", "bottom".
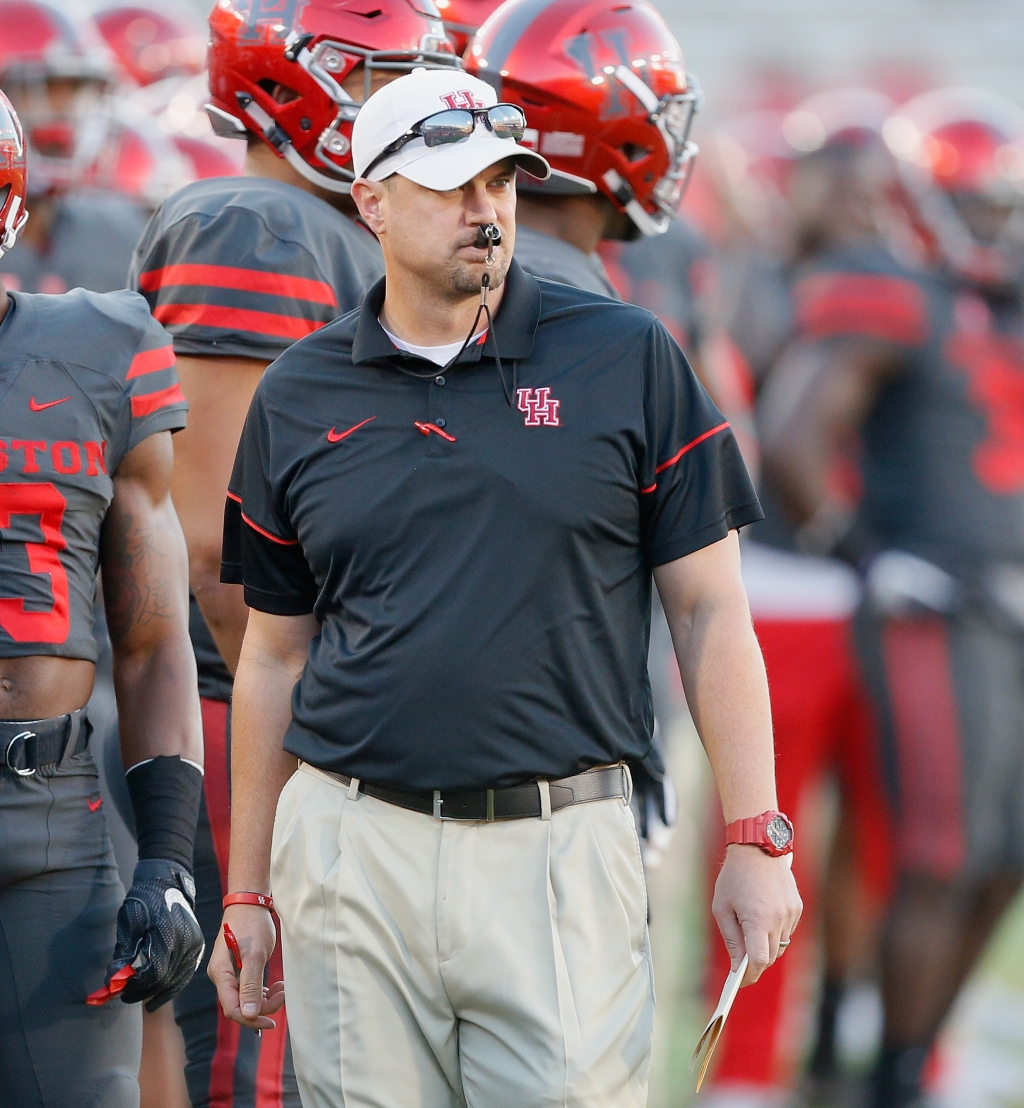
{"left": 778, "top": 939, "right": 791, "bottom": 948}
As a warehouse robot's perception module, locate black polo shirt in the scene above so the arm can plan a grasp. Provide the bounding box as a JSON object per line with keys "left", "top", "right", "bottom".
{"left": 222, "top": 260, "right": 761, "bottom": 790}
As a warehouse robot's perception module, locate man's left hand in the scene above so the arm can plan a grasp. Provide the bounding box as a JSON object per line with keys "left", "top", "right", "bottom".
{"left": 712, "top": 844, "right": 803, "bottom": 986}
{"left": 103, "top": 859, "right": 206, "bottom": 1011}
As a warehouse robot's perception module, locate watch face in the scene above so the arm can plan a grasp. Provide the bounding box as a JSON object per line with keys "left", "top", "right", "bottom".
{"left": 766, "top": 815, "right": 793, "bottom": 850}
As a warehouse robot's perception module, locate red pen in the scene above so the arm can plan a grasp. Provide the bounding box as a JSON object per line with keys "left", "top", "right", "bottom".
{"left": 223, "top": 922, "right": 261, "bottom": 1038}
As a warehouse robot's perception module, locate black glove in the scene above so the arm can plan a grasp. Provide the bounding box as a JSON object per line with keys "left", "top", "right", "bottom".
{"left": 104, "top": 859, "right": 205, "bottom": 1011}
{"left": 629, "top": 756, "right": 679, "bottom": 842}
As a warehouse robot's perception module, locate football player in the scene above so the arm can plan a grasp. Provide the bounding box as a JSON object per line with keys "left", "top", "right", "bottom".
{"left": 701, "top": 89, "right": 902, "bottom": 1108}
{"left": 128, "top": 2, "right": 458, "bottom": 1104}
{"left": 464, "top": 0, "right": 704, "bottom": 861}
{"left": 761, "top": 87, "right": 1024, "bottom": 1108}
{"left": 0, "top": 0, "right": 152, "bottom": 293}
{"left": 0, "top": 90, "right": 204, "bottom": 1108}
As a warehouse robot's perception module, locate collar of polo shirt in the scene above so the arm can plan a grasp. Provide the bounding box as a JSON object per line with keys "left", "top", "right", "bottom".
{"left": 352, "top": 258, "right": 541, "bottom": 367}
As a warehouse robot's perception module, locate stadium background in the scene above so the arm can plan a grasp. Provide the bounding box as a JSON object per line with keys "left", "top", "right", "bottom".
{"left": 170, "top": 0, "right": 1024, "bottom": 1094}
{"left": 7, "top": 0, "right": 1024, "bottom": 1104}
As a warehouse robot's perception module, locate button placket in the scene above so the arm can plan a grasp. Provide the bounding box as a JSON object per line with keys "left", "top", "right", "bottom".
{"left": 425, "top": 374, "right": 453, "bottom": 455}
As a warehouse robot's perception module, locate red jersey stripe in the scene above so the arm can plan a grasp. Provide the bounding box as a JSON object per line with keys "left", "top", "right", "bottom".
{"left": 226, "top": 490, "right": 241, "bottom": 503}
{"left": 241, "top": 511, "right": 298, "bottom": 546}
{"left": 795, "top": 273, "right": 928, "bottom": 346}
{"left": 127, "top": 344, "right": 176, "bottom": 379}
{"left": 139, "top": 264, "right": 338, "bottom": 307}
{"left": 153, "top": 302, "right": 328, "bottom": 341}
{"left": 131, "top": 382, "right": 187, "bottom": 418}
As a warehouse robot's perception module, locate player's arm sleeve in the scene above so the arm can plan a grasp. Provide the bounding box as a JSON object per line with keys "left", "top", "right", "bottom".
{"left": 128, "top": 205, "right": 339, "bottom": 361}
{"left": 220, "top": 389, "right": 318, "bottom": 616}
{"left": 640, "top": 319, "right": 763, "bottom": 566}
{"left": 792, "top": 268, "right": 929, "bottom": 349}
{"left": 122, "top": 312, "right": 188, "bottom": 456}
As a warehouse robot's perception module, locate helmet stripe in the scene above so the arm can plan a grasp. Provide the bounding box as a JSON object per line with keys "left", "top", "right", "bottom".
{"left": 480, "top": 0, "right": 564, "bottom": 79}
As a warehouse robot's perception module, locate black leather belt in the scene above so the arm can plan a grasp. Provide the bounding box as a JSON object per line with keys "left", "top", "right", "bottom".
{"left": 2, "top": 709, "right": 89, "bottom": 776}
{"left": 318, "top": 764, "right": 631, "bottom": 821}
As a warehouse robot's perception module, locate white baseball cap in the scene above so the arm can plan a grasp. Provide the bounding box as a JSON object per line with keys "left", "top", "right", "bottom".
{"left": 352, "top": 68, "right": 550, "bottom": 191}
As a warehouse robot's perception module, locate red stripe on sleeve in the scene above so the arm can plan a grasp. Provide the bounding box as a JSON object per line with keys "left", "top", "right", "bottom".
{"left": 153, "top": 302, "right": 327, "bottom": 342}
{"left": 642, "top": 421, "right": 730, "bottom": 493}
{"left": 241, "top": 511, "right": 298, "bottom": 545}
{"left": 139, "top": 264, "right": 338, "bottom": 307}
{"left": 226, "top": 490, "right": 241, "bottom": 503}
{"left": 131, "top": 382, "right": 187, "bottom": 418}
{"left": 795, "top": 273, "right": 929, "bottom": 346}
{"left": 127, "top": 344, "right": 176, "bottom": 379}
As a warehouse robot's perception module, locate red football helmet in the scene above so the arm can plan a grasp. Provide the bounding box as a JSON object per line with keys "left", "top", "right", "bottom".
{"left": 0, "top": 90, "right": 29, "bottom": 258}
{"left": 0, "top": 0, "right": 113, "bottom": 193}
{"left": 435, "top": 0, "right": 504, "bottom": 57}
{"left": 465, "top": 0, "right": 700, "bottom": 237}
{"left": 94, "top": 5, "right": 205, "bottom": 88}
{"left": 883, "top": 87, "right": 1024, "bottom": 284}
{"left": 784, "top": 87, "right": 894, "bottom": 153}
{"left": 206, "top": 0, "right": 459, "bottom": 194}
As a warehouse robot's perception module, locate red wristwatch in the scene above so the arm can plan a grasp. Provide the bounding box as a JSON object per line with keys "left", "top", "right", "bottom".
{"left": 725, "top": 811, "right": 794, "bottom": 857}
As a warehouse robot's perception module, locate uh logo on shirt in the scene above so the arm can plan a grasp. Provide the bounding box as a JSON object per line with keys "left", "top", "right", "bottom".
{"left": 517, "top": 387, "right": 561, "bottom": 427}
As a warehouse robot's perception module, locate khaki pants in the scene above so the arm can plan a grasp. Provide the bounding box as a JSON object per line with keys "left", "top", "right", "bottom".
{"left": 271, "top": 763, "right": 655, "bottom": 1108}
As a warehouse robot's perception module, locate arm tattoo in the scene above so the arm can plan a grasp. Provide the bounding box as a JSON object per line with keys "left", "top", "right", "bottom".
{"left": 103, "top": 508, "right": 174, "bottom": 637}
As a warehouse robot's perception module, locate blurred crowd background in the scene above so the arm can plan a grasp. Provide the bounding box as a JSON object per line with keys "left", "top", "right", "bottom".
{"left": 4, "top": 1, "right": 1024, "bottom": 1107}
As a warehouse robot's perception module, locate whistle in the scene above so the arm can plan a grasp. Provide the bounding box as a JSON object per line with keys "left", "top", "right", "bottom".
{"left": 474, "top": 223, "right": 502, "bottom": 248}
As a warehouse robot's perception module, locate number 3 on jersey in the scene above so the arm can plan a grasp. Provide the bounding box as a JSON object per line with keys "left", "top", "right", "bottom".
{"left": 0, "top": 482, "right": 70, "bottom": 643}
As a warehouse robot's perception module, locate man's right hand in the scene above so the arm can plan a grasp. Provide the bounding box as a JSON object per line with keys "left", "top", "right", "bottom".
{"left": 208, "top": 905, "right": 285, "bottom": 1030}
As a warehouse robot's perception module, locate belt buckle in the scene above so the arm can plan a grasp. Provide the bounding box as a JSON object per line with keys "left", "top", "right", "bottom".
{"left": 433, "top": 789, "right": 496, "bottom": 821}
{"left": 5, "top": 731, "right": 37, "bottom": 777}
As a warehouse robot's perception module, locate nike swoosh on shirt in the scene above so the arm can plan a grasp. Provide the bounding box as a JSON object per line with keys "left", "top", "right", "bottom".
{"left": 29, "top": 396, "right": 71, "bottom": 411}
{"left": 327, "top": 416, "right": 376, "bottom": 443}
{"left": 87, "top": 796, "right": 103, "bottom": 812}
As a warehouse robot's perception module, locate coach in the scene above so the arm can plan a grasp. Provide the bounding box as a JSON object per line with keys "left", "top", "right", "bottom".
{"left": 209, "top": 68, "right": 801, "bottom": 1107}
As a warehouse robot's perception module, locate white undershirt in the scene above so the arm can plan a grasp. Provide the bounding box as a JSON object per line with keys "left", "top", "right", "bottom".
{"left": 380, "top": 320, "right": 486, "bottom": 367}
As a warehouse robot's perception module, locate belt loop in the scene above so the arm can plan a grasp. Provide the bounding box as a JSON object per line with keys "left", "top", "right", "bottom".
{"left": 433, "top": 790, "right": 442, "bottom": 819}
{"left": 537, "top": 779, "right": 551, "bottom": 821}
{"left": 57, "top": 712, "right": 81, "bottom": 770}
{"left": 347, "top": 776, "right": 360, "bottom": 801}
{"left": 621, "top": 763, "right": 633, "bottom": 807}
{"left": 486, "top": 789, "right": 495, "bottom": 822}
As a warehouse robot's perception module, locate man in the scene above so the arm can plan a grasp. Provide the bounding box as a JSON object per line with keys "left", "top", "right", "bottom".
{"left": 0, "top": 91, "right": 204, "bottom": 1108}
{"left": 762, "top": 87, "right": 1024, "bottom": 1108}
{"left": 128, "top": 2, "right": 458, "bottom": 1103}
{"left": 210, "top": 67, "right": 801, "bottom": 1108}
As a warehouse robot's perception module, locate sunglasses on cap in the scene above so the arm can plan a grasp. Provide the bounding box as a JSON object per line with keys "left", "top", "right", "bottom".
{"left": 363, "top": 103, "right": 527, "bottom": 179}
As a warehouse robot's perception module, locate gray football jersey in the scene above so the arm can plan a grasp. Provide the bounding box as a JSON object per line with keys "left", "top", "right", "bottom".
{"left": 0, "top": 189, "right": 149, "bottom": 295}
{"left": 0, "top": 289, "right": 186, "bottom": 660}
{"left": 513, "top": 225, "right": 620, "bottom": 300}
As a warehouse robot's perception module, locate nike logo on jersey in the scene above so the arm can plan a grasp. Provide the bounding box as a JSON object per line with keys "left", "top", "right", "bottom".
{"left": 29, "top": 396, "right": 71, "bottom": 411}
{"left": 87, "top": 796, "right": 103, "bottom": 812}
{"left": 327, "top": 416, "right": 376, "bottom": 442}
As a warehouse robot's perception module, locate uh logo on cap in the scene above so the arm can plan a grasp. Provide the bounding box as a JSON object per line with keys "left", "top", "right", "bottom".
{"left": 439, "top": 89, "right": 488, "bottom": 110}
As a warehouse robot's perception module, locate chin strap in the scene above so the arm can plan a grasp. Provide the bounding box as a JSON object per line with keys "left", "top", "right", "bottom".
{"left": 602, "top": 169, "right": 670, "bottom": 238}
{"left": 236, "top": 93, "right": 354, "bottom": 196}
{"left": 0, "top": 194, "right": 27, "bottom": 259}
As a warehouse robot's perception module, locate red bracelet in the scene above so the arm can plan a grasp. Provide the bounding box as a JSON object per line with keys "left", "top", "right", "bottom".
{"left": 223, "top": 892, "right": 274, "bottom": 910}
